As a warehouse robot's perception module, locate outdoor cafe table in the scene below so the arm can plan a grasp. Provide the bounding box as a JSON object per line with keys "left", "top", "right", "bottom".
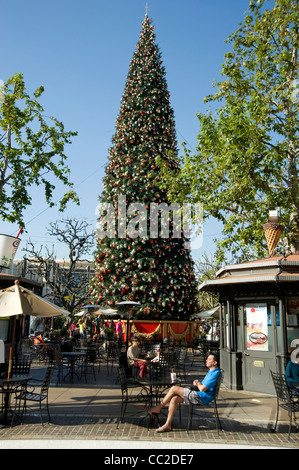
{"left": 136, "top": 374, "right": 181, "bottom": 428}
{"left": 0, "top": 374, "right": 31, "bottom": 427}
{"left": 34, "top": 341, "right": 57, "bottom": 361}
{"left": 61, "top": 351, "right": 86, "bottom": 383}
{"left": 137, "top": 375, "right": 180, "bottom": 407}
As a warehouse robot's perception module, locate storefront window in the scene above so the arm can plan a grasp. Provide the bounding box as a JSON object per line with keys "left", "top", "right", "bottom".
{"left": 286, "top": 299, "right": 299, "bottom": 353}
{"left": 0, "top": 319, "right": 9, "bottom": 341}
{"left": 237, "top": 305, "right": 242, "bottom": 350}
{"left": 274, "top": 304, "right": 283, "bottom": 352}
{"left": 220, "top": 303, "right": 227, "bottom": 348}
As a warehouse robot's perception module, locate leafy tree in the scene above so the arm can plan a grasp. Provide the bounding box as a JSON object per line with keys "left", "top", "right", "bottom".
{"left": 195, "top": 253, "right": 221, "bottom": 311}
{"left": 0, "top": 73, "right": 79, "bottom": 226}
{"left": 158, "top": 0, "right": 299, "bottom": 261}
{"left": 24, "top": 218, "right": 95, "bottom": 316}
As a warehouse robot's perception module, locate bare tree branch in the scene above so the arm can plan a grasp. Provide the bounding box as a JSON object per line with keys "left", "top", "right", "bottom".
{"left": 23, "top": 218, "right": 96, "bottom": 316}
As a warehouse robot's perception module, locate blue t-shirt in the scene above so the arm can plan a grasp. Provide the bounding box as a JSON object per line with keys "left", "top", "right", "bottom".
{"left": 197, "top": 368, "right": 220, "bottom": 405}
{"left": 285, "top": 361, "right": 299, "bottom": 384}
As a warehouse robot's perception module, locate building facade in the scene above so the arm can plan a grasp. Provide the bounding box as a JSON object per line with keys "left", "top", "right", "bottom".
{"left": 0, "top": 258, "right": 94, "bottom": 350}
{"left": 199, "top": 254, "right": 299, "bottom": 394}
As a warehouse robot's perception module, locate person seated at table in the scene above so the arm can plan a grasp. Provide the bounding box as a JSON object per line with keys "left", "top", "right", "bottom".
{"left": 285, "top": 351, "right": 299, "bottom": 387}
{"left": 127, "top": 336, "right": 149, "bottom": 378}
{"left": 151, "top": 349, "right": 161, "bottom": 363}
{"left": 147, "top": 352, "right": 220, "bottom": 433}
{"left": 33, "top": 332, "right": 44, "bottom": 345}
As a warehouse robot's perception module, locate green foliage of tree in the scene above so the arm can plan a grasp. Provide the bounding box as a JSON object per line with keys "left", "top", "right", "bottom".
{"left": 0, "top": 73, "right": 79, "bottom": 226}
{"left": 195, "top": 253, "right": 221, "bottom": 311}
{"left": 158, "top": 0, "right": 299, "bottom": 261}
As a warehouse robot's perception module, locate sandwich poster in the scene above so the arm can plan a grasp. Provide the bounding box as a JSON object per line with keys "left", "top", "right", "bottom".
{"left": 246, "top": 304, "right": 268, "bottom": 351}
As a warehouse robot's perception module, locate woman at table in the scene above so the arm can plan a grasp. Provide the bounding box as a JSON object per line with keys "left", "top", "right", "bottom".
{"left": 151, "top": 349, "right": 161, "bottom": 363}
{"left": 127, "top": 337, "right": 148, "bottom": 378}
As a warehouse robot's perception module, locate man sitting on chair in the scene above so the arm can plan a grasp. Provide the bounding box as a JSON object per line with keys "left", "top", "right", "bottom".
{"left": 148, "top": 352, "right": 220, "bottom": 433}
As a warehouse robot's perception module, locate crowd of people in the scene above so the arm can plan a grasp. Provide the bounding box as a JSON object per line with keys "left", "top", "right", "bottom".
{"left": 68, "top": 315, "right": 122, "bottom": 341}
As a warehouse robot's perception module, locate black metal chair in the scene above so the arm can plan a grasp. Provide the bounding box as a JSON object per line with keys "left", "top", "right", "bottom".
{"left": 149, "top": 361, "right": 169, "bottom": 380}
{"left": 175, "top": 348, "right": 187, "bottom": 383}
{"left": 118, "top": 352, "right": 139, "bottom": 384}
{"left": 106, "top": 342, "right": 120, "bottom": 373}
{"left": 187, "top": 369, "right": 224, "bottom": 434}
{"left": 116, "top": 365, "right": 150, "bottom": 429}
{"left": 198, "top": 341, "right": 209, "bottom": 366}
{"left": 189, "top": 338, "right": 199, "bottom": 367}
{"left": 96, "top": 345, "right": 105, "bottom": 373}
{"left": 159, "top": 348, "right": 175, "bottom": 370}
{"left": 52, "top": 348, "right": 69, "bottom": 385}
{"left": 15, "top": 366, "right": 54, "bottom": 425}
{"left": 77, "top": 348, "right": 97, "bottom": 382}
{"left": 270, "top": 370, "right": 299, "bottom": 439}
{"left": 144, "top": 342, "right": 161, "bottom": 357}
{"left": 12, "top": 360, "right": 32, "bottom": 376}
{"left": 17, "top": 338, "right": 34, "bottom": 362}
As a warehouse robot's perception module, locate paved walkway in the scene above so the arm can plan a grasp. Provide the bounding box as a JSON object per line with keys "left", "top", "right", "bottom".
{"left": 0, "top": 354, "right": 298, "bottom": 449}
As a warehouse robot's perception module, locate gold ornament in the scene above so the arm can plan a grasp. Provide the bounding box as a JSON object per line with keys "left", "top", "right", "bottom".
{"left": 131, "top": 322, "right": 161, "bottom": 339}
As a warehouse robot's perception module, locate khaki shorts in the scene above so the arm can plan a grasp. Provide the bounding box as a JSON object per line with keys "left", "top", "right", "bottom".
{"left": 183, "top": 388, "right": 203, "bottom": 405}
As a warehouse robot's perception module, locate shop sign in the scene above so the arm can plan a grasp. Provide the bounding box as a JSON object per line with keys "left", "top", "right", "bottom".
{"left": 246, "top": 303, "right": 268, "bottom": 351}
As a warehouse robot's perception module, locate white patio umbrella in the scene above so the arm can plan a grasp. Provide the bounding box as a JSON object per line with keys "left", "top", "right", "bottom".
{"left": 0, "top": 282, "right": 70, "bottom": 318}
{"left": 94, "top": 306, "right": 119, "bottom": 314}
{"left": 0, "top": 280, "right": 70, "bottom": 377}
{"left": 190, "top": 306, "right": 220, "bottom": 320}
{"left": 74, "top": 305, "right": 99, "bottom": 317}
{"left": 75, "top": 306, "right": 119, "bottom": 318}
{"left": 74, "top": 310, "right": 87, "bottom": 317}
{"left": 93, "top": 307, "right": 119, "bottom": 319}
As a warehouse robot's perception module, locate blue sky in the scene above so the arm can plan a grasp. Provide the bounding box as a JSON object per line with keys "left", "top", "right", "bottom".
{"left": 1, "top": 0, "right": 251, "bottom": 261}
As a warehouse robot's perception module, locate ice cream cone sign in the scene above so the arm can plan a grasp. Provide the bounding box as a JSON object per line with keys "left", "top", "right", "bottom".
{"left": 263, "top": 211, "right": 284, "bottom": 257}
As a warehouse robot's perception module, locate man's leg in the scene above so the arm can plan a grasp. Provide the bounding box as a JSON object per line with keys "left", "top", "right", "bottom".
{"left": 149, "top": 385, "right": 184, "bottom": 415}
{"left": 156, "top": 395, "right": 184, "bottom": 432}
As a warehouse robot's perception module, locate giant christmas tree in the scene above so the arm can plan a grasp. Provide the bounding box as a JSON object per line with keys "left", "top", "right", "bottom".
{"left": 90, "top": 15, "right": 197, "bottom": 320}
